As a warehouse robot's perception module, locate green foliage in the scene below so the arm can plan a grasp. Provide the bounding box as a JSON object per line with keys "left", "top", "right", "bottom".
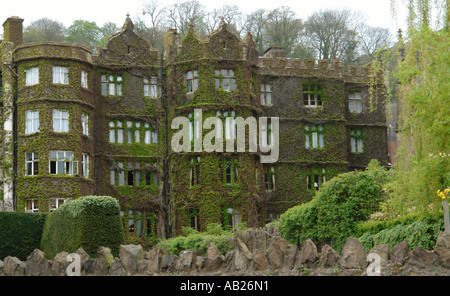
{"left": 356, "top": 210, "right": 443, "bottom": 251}
{"left": 0, "top": 212, "right": 48, "bottom": 260}
{"left": 40, "top": 196, "right": 125, "bottom": 258}
{"left": 65, "top": 20, "right": 101, "bottom": 48}
{"left": 156, "top": 223, "right": 235, "bottom": 255}
{"left": 278, "top": 162, "right": 388, "bottom": 252}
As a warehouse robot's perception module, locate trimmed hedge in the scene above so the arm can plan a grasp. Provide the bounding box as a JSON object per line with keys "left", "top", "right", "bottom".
{"left": 40, "top": 196, "right": 125, "bottom": 258}
{"left": 0, "top": 212, "right": 48, "bottom": 261}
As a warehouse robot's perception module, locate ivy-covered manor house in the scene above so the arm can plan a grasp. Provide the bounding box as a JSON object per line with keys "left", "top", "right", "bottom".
{"left": 0, "top": 15, "right": 388, "bottom": 240}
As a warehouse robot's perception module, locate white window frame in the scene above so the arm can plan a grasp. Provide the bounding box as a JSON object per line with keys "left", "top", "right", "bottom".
{"left": 25, "top": 67, "right": 39, "bottom": 86}
{"left": 81, "top": 70, "right": 88, "bottom": 88}
{"left": 351, "top": 129, "right": 364, "bottom": 153}
{"left": 215, "top": 69, "right": 236, "bottom": 91}
{"left": 82, "top": 153, "right": 90, "bottom": 178}
{"left": 53, "top": 110, "right": 69, "bottom": 133}
{"left": 49, "top": 198, "right": 71, "bottom": 212}
{"left": 52, "top": 66, "right": 69, "bottom": 84}
{"left": 49, "top": 151, "right": 78, "bottom": 175}
{"left": 186, "top": 71, "right": 198, "bottom": 93}
{"left": 26, "top": 199, "right": 39, "bottom": 212}
{"left": 349, "top": 92, "right": 362, "bottom": 113}
{"left": 144, "top": 76, "right": 158, "bottom": 98}
{"left": 101, "top": 74, "right": 123, "bottom": 96}
{"left": 260, "top": 83, "right": 273, "bottom": 105}
{"left": 81, "top": 112, "right": 89, "bottom": 136}
{"left": 25, "top": 152, "right": 39, "bottom": 176}
{"left": 25, "top": 110, "right": 39, "bottom": 134}
{"left": 305, "top": 124, "right": 324, "bottom": 149}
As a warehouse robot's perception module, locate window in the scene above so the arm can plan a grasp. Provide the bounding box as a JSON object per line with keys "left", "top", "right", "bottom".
{"left": 81, "top": 154, "right": 89, "bottom": 178}
{"left": 145, "top": 163, "right": 159, "bottom": 186}
{"left": 109, "top": 121, "right": 124, "bottom": 143}
{"left": 25, "top": 67, "right": 39, "bottom": 86}
{"left": 26, "top": 199, "right": 39, "bottom": 212}
{"left": 101, "top": 74, "right": 123, "bottom": 96}
{"left": 144, "top": 76, "right": 158, "bottom": 98}
{"left": 49, "top": 198, "right": 70, "bottom": 212}
{"left": 349, "top": 92, "right": 362, "bottom": 113}
{"left": 81, "top": 112, "right": 89, "bottom": 136}
{"left": 53, "top": 110, "right": 69, "bottom": 132}
{"left": 186, "top": 71, "right": 198, "bottom": 93}
{"left": 303, "top": 85, "right": 322, "bottom": 107}
{"left": 49, "top": 151, "right": 77, "bottom": 175}
{"left": 306, "top": 167, "right": 326, "bottom": 190}
{"left": 81, "top": 71, "right": 88, "bottom": 88}
{"left": 263, "top": 166, "right": 276, "bottom": 191}
{"left": 261, "top": 83, "right": 273, "bottom": 105}
{"left": 144, "top": 123, "right": 157, "bottom": 144}
{"left": 305, "top": 124, "right": 324, "bottom": 149}
{"left": 25, "top": 110, "right": 39, "bottom": 134}
{"left": 351, "top": 129, "right": 364, "bottom": 153}
{"left": 215, "top": 69, "right": 236, "bottom": 91}
{"left": 189, "top": 157, "right": 201, "bottom": 187}
{"left": 53, "top": 66, "right": 69, "bottom": 84}
{"left": 261, "top": 118, "right": 274, "bottom": 147}
{"left": 126, "top": 162, "right": 141, "bottom": 186}
{"left": 189, "top": 209, "right": 200, "bottom": 231}
{"left": 25, "top": 152, "right": 39, "bottom": 176}
{"left": 220, "top": 159, "right": 238, "bottom": 185}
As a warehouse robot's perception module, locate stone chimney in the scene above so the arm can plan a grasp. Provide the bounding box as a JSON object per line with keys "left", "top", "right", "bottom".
{"left": 3, "top": 16, "right": 24, "bottom": 48}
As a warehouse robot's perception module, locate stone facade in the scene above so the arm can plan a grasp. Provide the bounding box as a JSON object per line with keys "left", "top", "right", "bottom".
{"left": 0, "top": 16, "right": 388, "bottom": 239}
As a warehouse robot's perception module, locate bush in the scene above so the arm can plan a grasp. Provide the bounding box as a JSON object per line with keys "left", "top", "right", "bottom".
{"left": 40, "top": 196, "right": 125, "bottom": 258}
{"left": 0, "top": 212, "right": 48, "bottom": 260}
{"left": 156, "top": 224, "right": 235, "bottom": 255}
{"left": 357, "top": 211, "right": 444, "bottom": 251}
{"left": 278, "top": 165, "right": 387, "bottom": 252}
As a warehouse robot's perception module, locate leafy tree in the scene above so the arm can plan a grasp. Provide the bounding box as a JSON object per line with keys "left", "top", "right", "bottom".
{"left": 65, "top": 20, "right": 101, "bottom": 48}
{"left": 23, "top": 18, "right": 66, "bottom": 43}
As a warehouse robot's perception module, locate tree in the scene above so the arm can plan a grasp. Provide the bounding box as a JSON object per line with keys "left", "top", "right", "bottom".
{"left": 244, "top": 9, "right": 268, "bottom": 55}
{"left": 304, "top": 9, "right": 364, "bottom": 65}
{"left": 205, "top": 5, "right": 246, "bottom": 36}
{"left": 23, "top": 18, "right": 66, "bottom": 43}
{"left": 264, "top": 6, "right": 303, "bottom": 57}
{"left": 165, "top": 0, "right": 207, "bottom": 38}
{"left": 358, "top": 24, "right": 393, "bottom": 58}
{"left": 65, "top": 20, "right": 101, "bottom": 48}
{"left": 97, "top": 22, "right": 120, "bottom": 47}
{"left": 376, "top": 0, "right": 450, "bottom": 216}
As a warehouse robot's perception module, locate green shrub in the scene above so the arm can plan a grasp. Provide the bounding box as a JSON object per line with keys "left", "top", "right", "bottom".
{"left": 156, "top": 224, "right": 235, "bottom": 255}
{"left": 0, "top": 212, "right": 48, "bottom": 260}
{"left": 278, "top": 166, "right": 387, "bottom": 252}
{"left": 40, "top": 196, "right": 125, "bottom": 258}
{"left": 357, "top": 211, "right": 444, "bottom": 251}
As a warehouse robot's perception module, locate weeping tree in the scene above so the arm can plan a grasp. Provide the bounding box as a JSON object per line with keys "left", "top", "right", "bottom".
{"left": 378, "top": 0, "right": 449, "bottom": 217}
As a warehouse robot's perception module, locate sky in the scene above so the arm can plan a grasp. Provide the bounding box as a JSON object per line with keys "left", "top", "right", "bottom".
{"left": 2, "top": 0, "right": 408, "bottom": 36}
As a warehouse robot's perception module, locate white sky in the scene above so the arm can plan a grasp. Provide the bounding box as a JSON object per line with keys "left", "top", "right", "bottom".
{"left": 2, "top": 0, "right": 407, "bottom": 35}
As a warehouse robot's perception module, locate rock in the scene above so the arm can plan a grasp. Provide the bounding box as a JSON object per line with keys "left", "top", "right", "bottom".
{"left": 318, "top": 244, "right": 339, "bottom": 268}
{"left": 296, "top": 239, "right": 319, "bottom": 269}
{"left": 92, "top": 258, "right": 109, "bottom": 275}
{"left": 266, "top": 237, "right": 289, "bottom": 270}
{"left": 25, "top": 249, "right": 51, "bottom": 276}
{"left": 234, "top": 238, "right": 252, "bottom": 271}
{"left": 205, "top": 242, "right": 224, "bottom": 271}
{"left": 76, "top": 247, "right": 90, "bottom": 263}
{"left": 119, "top": 244, "right": 144, "bottom": 275}
{"left": 283, "top": 244, "right": 298, "bottom": 270}
{"left": 369, "top": 244, "right": 389, "bottom": 275}
{"left": 435, "top": 231, "right": 450, "bottom": 268}
{"left": 252, "top": 249, "right": 269, "bottom": 271}
{"left": 160, "top": 255, "right": 177, "bottom": 272}
{"left": 391, "top": 240, "right": 410, "bottom": 265}
{"left": 3, "top": 256, "right": 26, "bottom": 276}
{"left": 109, "top": 258, "right": 126, "bottom": 276}
{"left": 407, "top": 246, "right": 438, "bottom": 269}
{"left": 176, "top": 250, "right": 197, "bottom": 272}
{"left": 223, "top": 250, "right": 236, "bottom": 273}
{"left": 51, "top": 251, "right": 69, "bottom": 276}
{"left": 83, "top": 258, "right": 95, "bottom": 275}
{"left": 195, "top": 256, "right": 206, "bottom": 272}
{"left": 338, "top": 237, "right": 367, "bottom": 270}
{"left": 137, "top": 259, "right": 149, "bottom": 275}
{"left": 0, "top": 259, "right": 3, "bottom": 274}
{"left": 97, "top": 246, "right": 114, "bottom": 266}
{"left": 145, "top": 247, "right": 167, "bottom": 273}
